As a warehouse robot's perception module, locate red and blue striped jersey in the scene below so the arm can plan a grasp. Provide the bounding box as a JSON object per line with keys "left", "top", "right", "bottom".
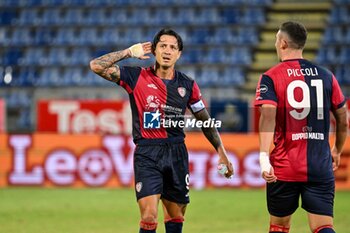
{"left": 118, "top": 66, "right": 204, "bottom": 143}
{"left": 255, "top": 59, "right": 346, "bottom": 182}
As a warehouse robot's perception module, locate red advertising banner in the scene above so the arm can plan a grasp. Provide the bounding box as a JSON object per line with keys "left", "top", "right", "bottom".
{"left": 37, "top": 100, "right": 132, "bottom": 134}
{"left": 0, "top": 133, "right": 349, "bottom": 189}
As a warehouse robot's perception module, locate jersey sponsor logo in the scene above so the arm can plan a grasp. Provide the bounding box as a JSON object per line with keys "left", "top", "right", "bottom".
{"left": 177, "top": 87, "right": 186, "bottom": 97}
{"left": 143, "top": 110, "right": 161, "bottom": 129}
{"left": 136, "top": 182, "right": 142, "bottom": 192}
{"left": 147, "top": 83, "right": 158, "bottom": 90}
{"left": 292, "top": 132, "right": 324, "bottom": 141}
{"left": 287, "top": 68, "right": 319, "bottom": 77}
{"left": 256, "top": 84, "right": 268, "bottom": 94}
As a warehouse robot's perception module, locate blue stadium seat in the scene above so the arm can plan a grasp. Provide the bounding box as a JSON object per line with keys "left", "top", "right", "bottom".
{"left": 345, "top": 26, "right": 350, "bottom": 43}
{"left": 211, "top": 27, "right": 234, "bottom": 44}
{"left": 3, "top": 49, "right": 22, "bottom": 66}
{"left": 194, "top": 8, "right": 220, "bottom": 25}
{"left": 239, "top": 27, "right": 259, "bottom": 45}
{"left": 111, "top": 9, "right": 129, "bottom": 24}
{"left": 85, "top": 9, "right": 106, "bottom": 25}
{"left": 16, "top": 8, "right": 40, "bottom": 26}
{"left": 55, "top": 28, "right": 77, "bottom": 45}
{"left": 243, "top": 8, "right": 265, "bottom": 25}
{"left": 71, "top": 48, "right": 90, "bottom": 66}
{"left": 230, "top": 47, "right": 252, "bottom": 65}
{"left": 20, "top": 0, "right": 42, "bottom": 6}
{"left": 42, "top": 8, "right": 62, "bottom": 25}
{"left": 0, "top": 9, "right": 17, "bottom": 25}
{"left": 220, "top": 8, "right": 241, "bottom": 24}
{"left": 316, "top": 46, "right": 338, "bottom": 65}
{"left": 204, "top": 47, "right": 229, "bottom": 64}
{"left": 192, "top": 28, "right": 211, "bottom": 44}
{"left": 335, "top": 65, "right": 350, "bottom": 84}
{"left": 322, "top": 27, "right": 343, "bottom": 44}
{"left": 10, "top": 28, "right": 33, "bottom": 46}
{"left": 222, "top": 67, "right": 245, "bottom": 85}
{"left": 48, "top": 48, "right": 69, "bottom": 66}
{"left": 64, "top": 8, "right": 83, "bottom": 25}
{"left": 339, "top": 47, "right": 350, "bottom": 64}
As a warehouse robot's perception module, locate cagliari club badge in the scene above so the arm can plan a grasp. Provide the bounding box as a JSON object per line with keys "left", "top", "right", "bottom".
{"left": 177, "top": 87, "right": 186, "bottom": 97}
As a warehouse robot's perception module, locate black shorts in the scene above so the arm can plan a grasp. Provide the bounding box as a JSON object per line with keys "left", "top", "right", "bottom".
{"left": 267, "top": 180, "right": 335, "bottom": 217}
{"left": 133, "top": 138, "right": 190, "bottom": 204}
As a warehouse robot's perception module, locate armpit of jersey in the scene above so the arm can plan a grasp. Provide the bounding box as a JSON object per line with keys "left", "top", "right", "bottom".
{"left": 190, "top": 100, "right": 205, "bottom": 113}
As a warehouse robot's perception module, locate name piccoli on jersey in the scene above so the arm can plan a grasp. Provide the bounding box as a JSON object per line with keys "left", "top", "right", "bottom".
{"left": 287, "top": 68, "right": 318, "bottom": 77}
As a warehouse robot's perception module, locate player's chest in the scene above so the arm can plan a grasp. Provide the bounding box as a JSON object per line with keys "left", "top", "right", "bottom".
{"left": 134, "top": 76, "right": 191, "bottom": 111}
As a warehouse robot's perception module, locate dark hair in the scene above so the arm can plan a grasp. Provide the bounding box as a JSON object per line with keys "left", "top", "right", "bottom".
{"left": 152, "top": 28, "right": 183, "bottom": 52}
{"left": 279, "top": 21, "right": 307, "bottom": 49}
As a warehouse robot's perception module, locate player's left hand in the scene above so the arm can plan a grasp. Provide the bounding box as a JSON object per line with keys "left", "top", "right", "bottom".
{"left": 129, "top": 42, "right": 152, "bottom": 59}
{"left": 262, "top": 167, "right": 277, "bottom": 183}
{"left": 331, "top": 147, "right": 341, "bottom": 171}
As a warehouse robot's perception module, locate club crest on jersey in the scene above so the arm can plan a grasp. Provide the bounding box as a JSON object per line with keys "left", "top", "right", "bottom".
{"left": 136, "top": 182, "right": 142, "bottom": 192}
{"left": 177, "top": 87, "right": 186, "bottom": 97}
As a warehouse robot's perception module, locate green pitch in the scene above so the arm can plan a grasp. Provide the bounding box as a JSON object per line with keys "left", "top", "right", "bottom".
{"left": 0, "top": 188, "right": 349, "bottom": 233}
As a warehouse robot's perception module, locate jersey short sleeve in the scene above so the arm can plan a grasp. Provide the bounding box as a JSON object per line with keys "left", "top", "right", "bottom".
{"left": 188, "top": 80, "right": 205, "bottom": 113}
{"left": 254, "top": 74, "right": 278, "bottom": 106}
{"left": 118, "top": 66, "right": 142, "bottom": 94}
{"left": 331, "top": 75, "right": 346, "bottom": 110}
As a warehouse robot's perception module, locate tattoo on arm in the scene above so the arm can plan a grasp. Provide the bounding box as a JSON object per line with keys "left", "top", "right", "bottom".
{"left": 90, "top": 50, "right": 129, "bottom": 83}
{"left": 193, "top": 109, "right": 222, "bottom": 150}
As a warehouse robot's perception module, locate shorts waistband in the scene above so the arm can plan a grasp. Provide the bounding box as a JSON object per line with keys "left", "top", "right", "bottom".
{"left": 135, "top": 137, "right": 184, "bottom": 146}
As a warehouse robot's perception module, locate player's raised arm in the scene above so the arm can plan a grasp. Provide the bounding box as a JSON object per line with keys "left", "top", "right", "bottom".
{"left": 89, "top": 42, "right": 152, "bottom": 83}
{"left": 331, "top": 104, "right": 348, "bottom": 171}
{"left": 193, "top": 108, "right": 234, "bottom": 178}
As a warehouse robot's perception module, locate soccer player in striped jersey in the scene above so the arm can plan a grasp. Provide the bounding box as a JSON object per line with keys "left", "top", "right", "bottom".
{"left": 90, "top": 28, "right": 233, "bottom": 233}
{"left": 255, "top": 21, "right": 348, "bottom": 233}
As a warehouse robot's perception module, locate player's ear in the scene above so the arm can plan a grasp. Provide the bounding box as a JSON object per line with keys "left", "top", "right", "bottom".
{"left": 281, "top": 39, "right": 288, "bottom": 50}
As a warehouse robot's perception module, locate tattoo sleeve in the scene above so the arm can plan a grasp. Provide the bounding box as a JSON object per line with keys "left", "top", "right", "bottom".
{"left": 89, "top": 49, "right": 130, "bottom": 83}
{"left": 193, "top": 108, "right": 222, "bottom": 151}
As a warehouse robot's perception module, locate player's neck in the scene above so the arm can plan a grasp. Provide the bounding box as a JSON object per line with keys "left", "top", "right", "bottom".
{"left": 280, "top": 50, "right": 303, "bottom": 61}
{"left": 154, "top": 65, "right": 175, "bottom": 80}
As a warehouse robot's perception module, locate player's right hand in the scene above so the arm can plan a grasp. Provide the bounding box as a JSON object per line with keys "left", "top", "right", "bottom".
{"left": 218, "top": 156, "right": 234, "bottom": 179}
{"left": 262, "top": 167, "right": 277, "bottom": 183}
{"left": 129, "top": 42, "right": 152, "bottom": 59}
{"left": 331, "top": 147, "right": 341, "bottom": 171}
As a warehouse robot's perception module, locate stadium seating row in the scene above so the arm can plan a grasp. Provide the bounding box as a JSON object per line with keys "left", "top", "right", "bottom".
{"left": 0, "top": 26, "right": 259, "bottom": 46}
{"left": 0, "top": 7, "right": 266, "bottom": 26}
{"left": 0, "top": 0, "right": 272, "bottom": 7}
{"left": 329, "top": 5, "right": 350, "bottom": 24}
{"left": 322, "top": 26, "right": 350, "bottom": 44}
{"left": 316, "top": 46, "right": 350, "bottom": 65}
{"left": 0, "top": 65, "right": 245, "bottom": 87}
{"left": 1, "top": 46, "right": 252, "bottom": 67}
{"left": 318, "top": 2, "right": 350, "bottom": 84}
